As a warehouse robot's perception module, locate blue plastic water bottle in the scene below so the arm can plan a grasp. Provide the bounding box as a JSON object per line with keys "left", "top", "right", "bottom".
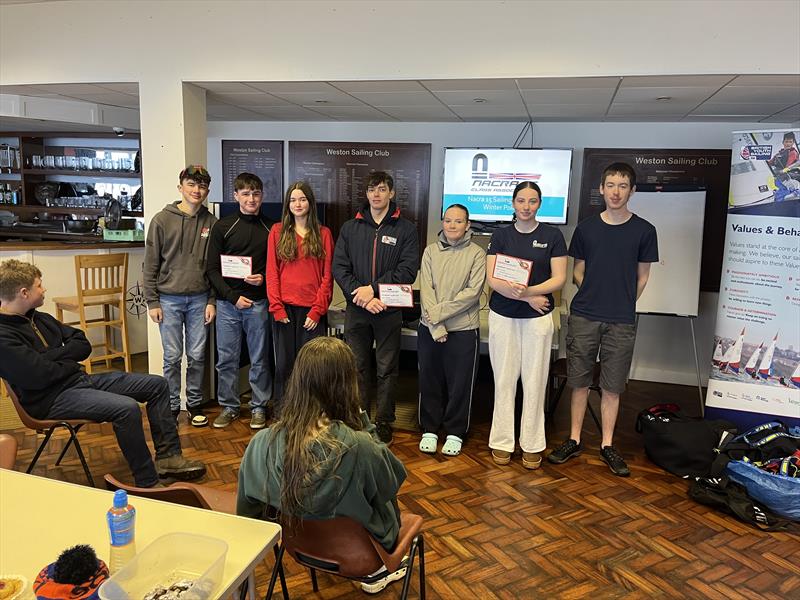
{"left": 107, "top": 489, "right": 136, "bottom": 573}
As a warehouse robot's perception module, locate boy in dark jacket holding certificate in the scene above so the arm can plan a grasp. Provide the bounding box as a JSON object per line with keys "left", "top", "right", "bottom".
{"left": 333, "top": 171, "right": 419, "bottom": 445}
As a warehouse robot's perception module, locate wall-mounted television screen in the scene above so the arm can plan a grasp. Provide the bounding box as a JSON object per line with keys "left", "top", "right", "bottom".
{"left": 442, "top": 148, "right": 573, "bottom": 224}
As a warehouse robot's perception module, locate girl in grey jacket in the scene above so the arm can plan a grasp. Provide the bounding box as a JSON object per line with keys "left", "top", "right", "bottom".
{"left": 418, "top": 204, "right": 486, "bottom": 456}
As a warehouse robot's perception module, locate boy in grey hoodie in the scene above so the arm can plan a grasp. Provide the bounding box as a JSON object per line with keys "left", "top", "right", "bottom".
{"left": 143, "top": 165, "right": 218, "bottom": 427}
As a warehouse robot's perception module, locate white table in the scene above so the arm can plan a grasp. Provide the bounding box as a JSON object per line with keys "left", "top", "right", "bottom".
{"left": 0, "top": 469, "right": 280, "bottom": 599}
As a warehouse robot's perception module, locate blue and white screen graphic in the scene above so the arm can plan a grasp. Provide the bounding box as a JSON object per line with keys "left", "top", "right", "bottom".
{"left": 442, "top": 148, "right": 572, "bottom": 224}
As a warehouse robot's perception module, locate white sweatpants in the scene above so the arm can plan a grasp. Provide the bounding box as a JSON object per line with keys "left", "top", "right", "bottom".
{"left": 488, "top": 310, "right": 554, "bottom": 454}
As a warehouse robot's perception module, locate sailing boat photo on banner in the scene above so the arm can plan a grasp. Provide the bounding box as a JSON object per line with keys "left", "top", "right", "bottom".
{"left": 712, "top": 341, "right": 724, "bottom": 366}
{"left": 744, "top": 341, "right": 763, "bottom": 377}
{"left": 722, "top": 328, "right": 745, "bottom": 374}
{"left": 758, "top": 333, "right": 779, "bottom": 381}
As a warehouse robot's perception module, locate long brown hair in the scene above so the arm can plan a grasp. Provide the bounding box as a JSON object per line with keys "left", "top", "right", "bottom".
{"left": 271, "top": 337, "right": 363, "bottom": 522}
{"left": 277, "top": 181, "right": 325, "bottom": 261}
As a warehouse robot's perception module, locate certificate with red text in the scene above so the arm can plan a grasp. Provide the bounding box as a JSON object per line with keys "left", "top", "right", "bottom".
{"left": 221, "top": 255, "right": 252, "bottom": 279}
{"left": 379, "top": 284, "right": 414, "bottom": 307}
{"left": 492, "top": 253, "right": 532, "bottom": 286}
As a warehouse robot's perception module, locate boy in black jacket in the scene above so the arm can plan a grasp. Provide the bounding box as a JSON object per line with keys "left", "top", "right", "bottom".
{"left": 333, "top": 171, "right": 419, "bottom": 444}
{"left": 0, "top": 259, "right": 206, "bottom": 487}
{"left": 206, "top": 172, "right": 273, "bottom": 430}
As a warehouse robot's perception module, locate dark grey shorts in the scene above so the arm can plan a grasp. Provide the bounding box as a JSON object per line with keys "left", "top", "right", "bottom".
{"left": 566, "top": 314, "right": 637, "bottom": 394}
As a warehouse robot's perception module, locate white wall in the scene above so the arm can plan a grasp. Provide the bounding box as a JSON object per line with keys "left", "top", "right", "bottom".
{"left": 209, "top": 119, "right": 789, "bottom": 387}
{"left": 2, "top": 1, "right": 798, "bottom": 82}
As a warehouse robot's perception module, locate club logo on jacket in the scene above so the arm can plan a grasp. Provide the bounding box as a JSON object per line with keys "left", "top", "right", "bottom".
{"left": 532, "top": 240, "right": 548, "bottom": 249}
{"left": 381, "top": 235, "right": 397, "bottom": 246}
{"left": 200, "top": 227, "right": 210, "bottom": 239}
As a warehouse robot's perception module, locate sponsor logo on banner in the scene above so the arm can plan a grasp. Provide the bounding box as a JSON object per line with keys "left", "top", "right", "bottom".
{"left": 740, "top": 145, "right": 772, "bottom": 160}
{"left": 471, "top": 153, "right": 541, "bottom": 188}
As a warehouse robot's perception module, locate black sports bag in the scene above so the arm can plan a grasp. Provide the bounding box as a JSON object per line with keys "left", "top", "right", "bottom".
{"left": 635, "top": 403, "right": 737, "bottom": 477}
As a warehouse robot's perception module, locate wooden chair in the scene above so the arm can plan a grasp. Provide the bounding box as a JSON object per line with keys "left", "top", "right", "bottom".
{"left": 268, "top": 513, "right": 426, "bottom": 600}
{"left": 53, "top": 253, "right": 131, "bottom": 373}
{"left": 0, "top": 433, "right": 18, "bottom": 470}
{"left": 3, "top": 379, "right": 97, "bottom": 486}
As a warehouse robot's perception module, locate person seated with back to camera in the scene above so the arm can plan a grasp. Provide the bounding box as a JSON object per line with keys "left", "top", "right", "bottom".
{"left": 236, "top": 336, "right": 409, "bottom": 594}
{"left": 0, "top": 259, "right": 206, "bottom": 488}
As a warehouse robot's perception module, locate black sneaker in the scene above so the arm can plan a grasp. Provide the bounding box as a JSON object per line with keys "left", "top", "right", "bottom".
{"left": 547, "top": 439, "right": 583, "bottom": 464}
{"left": 188, "top": 407, "right": 208, "bottom": 427}
{"left": 600, "top": 445, "right": 630, "bottom": 477}
{"left": 376, "top": 422, "right": 393, "bottom": 445}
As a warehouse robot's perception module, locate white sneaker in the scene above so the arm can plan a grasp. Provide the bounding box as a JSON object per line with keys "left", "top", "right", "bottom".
{"left": 360, "top": 562, "right": 408, "bottom": 594}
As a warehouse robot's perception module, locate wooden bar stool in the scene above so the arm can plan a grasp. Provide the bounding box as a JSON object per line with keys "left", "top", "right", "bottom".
{"left": 52, "top": 253, "right": 131, "bottom": 373}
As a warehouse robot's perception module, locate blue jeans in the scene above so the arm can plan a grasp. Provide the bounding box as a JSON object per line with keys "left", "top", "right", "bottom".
{"left": 159, "top": 293, "right": 209, "bottom": 411}
{"left": 215, "top": 299, "right": 272, "bottom": 410}
{"left": 47, "top": 372, "right": 180, "bottom": 487}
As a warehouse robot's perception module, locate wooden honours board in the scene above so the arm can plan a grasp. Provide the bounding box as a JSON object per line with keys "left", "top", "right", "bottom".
{"left": 288, "top": 141, "right": 431, "bottom": 254}
{"left": 578, "top": 148, "right": 731, "bottom": 292}
{"left": 220, "top": 140, "right": 284, "bottom": 204}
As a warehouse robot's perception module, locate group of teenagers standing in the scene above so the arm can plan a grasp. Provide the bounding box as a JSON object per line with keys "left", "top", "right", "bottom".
{"left": 144, "top": 160, "right": 657, "bottom": 477}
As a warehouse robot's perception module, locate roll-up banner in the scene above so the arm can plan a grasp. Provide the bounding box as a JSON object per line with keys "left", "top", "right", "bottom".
{"left": 705, "top": 129, "right": 800, "bottom": 428}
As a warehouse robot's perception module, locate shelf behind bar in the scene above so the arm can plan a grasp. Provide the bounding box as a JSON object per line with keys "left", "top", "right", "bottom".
{"left": 0, "top": 205, "right": 143, "bottom": 217}
{"left": 23, "top": 168, "right": 141, "bottom": 179}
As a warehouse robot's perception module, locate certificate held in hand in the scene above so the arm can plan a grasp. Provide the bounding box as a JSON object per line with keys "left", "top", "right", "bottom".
{"left": 379, "top": 284, "right": 414, "bottom": 307}
{"left": 221, "top": 255, "right": 253, "bottom": 279}
{"left": 492, "top": 253, "right": 532, "bottom": 286}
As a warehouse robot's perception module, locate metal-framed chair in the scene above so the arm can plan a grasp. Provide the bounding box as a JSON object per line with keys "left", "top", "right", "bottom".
{"left": 3, "top": 379, "right": 97, "bottom": 486}
{"left": 267, "top": 513, "right": 426, "bottom": 600}
{"left": 105, "top": 474, "right": 286, "bottom": 600}
{"left": 103, "top": 473, "right": 236, "bottom": 514}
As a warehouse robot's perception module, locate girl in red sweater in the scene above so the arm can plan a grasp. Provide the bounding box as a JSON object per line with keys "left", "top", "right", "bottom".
{"left": 267, "top": 181, "right": 334, "bottom": 410}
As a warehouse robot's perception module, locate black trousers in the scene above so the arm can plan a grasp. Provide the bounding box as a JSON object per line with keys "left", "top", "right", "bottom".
{"left": 345, "top": 304, "right": 402, "bottom": 423}
{"left": 272, "top": 304, "right": 327, "bottom": 411}
{"left": 417, "top": 325, "right": 479, "bottom": 439}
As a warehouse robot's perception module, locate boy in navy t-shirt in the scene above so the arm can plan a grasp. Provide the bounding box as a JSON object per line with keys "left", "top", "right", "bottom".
{"left": 548, "top": 162, "right": 658, "bottom": 476}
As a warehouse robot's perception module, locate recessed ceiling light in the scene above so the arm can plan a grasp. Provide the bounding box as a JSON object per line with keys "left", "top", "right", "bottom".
{"left": 656, "top": 96, "right": 672, "bottom": 101}
{"left": 473, "top": 98, "right": 487, "bottom": 103}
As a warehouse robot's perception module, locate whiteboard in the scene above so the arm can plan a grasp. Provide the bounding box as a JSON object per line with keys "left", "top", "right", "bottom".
{"left": 628, "top": 190, "right": 706, "bottom": 317}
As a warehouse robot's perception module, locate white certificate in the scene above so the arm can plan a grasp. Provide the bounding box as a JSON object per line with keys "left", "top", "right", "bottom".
{"left": 379, "top": 284, "right": 414, "bottom": 307}
{"left": 220, "top": 255, "right": 252, "bottom": 279}
{"left": 492, "top": 253, "right": 533, "bottom": 286}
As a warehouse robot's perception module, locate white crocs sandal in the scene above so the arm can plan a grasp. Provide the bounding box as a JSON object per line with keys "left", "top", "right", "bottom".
{"left": 441, "top": 435, "right": 462, "bottom": 456}
{"left": 419, "top": 432, "right": 438, "bottom": 454}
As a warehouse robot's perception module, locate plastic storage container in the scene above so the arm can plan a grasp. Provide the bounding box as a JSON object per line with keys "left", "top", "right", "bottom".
{"left": 98, "top": 533, "right": 228, "bottom": 600}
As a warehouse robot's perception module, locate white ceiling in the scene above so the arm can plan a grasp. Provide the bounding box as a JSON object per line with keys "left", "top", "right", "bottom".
{"left": 1, "top": 75, "right": 798, "bottom": 126}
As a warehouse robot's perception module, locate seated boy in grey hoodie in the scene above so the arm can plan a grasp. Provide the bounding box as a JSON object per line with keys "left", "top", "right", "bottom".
{"left": 143, "top": 165, "right": 218, "bottom": 427}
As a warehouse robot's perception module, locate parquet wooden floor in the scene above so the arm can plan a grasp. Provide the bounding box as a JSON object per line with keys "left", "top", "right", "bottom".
{"left": 2, "top": 354, "right": 799, "bottom": 599}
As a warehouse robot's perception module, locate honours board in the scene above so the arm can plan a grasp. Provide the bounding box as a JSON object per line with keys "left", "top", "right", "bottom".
{"left": 288, "top": 141, "right": 431, "bottom": 254}
{"left": 219, "top": 140, "right": 284, "bottom": 204}
{"left": 579, "top": 148, "right": 731, "bottom": 292}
